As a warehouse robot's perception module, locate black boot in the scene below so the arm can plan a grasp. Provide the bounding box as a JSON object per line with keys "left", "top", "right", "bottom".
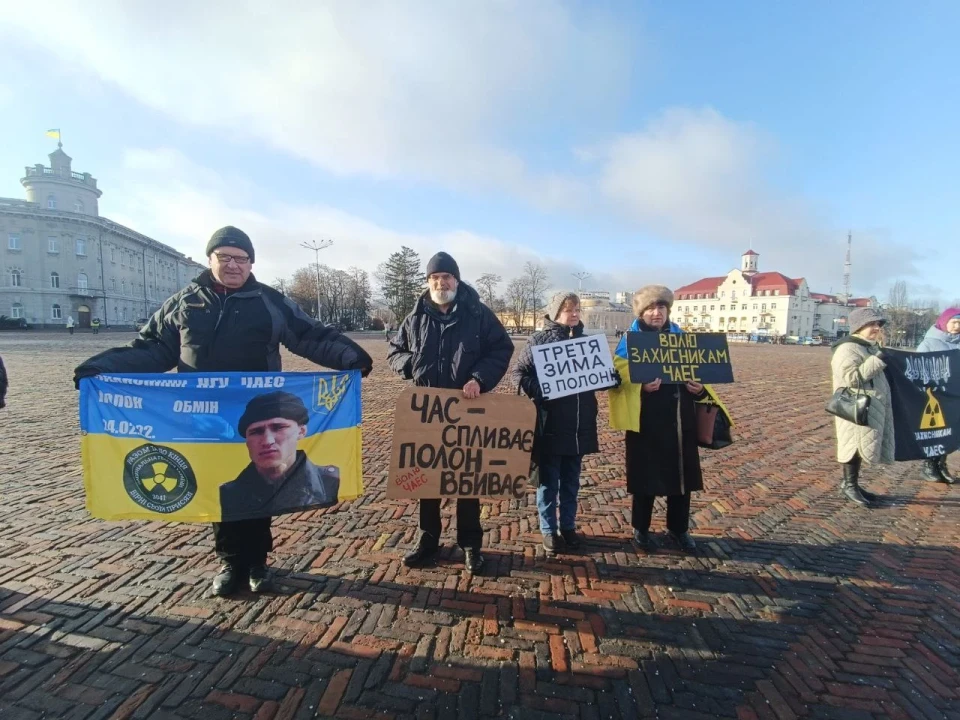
{"left": 937, "top": 457, "right": 957, "bottom": 484}
{"left": 921, "top": 459, "right": 944, "bottom": 482}
{"left": 403, "top": 533, "right": 439, "bottom": 567}
{"left": 211, "top": 563, "right": 241, "bottom": 597}
{"left": 840, "top": 462, "right": 872, "bottom": 507}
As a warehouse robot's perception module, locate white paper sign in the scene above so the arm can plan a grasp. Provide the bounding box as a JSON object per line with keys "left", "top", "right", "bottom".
{"left": 531, "top": 335, "right": 618, "bottom": 400}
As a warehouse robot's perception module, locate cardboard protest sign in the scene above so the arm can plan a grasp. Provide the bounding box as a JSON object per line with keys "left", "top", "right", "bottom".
{"left": 388, "top": 388, "right": 536, "bottom": 500}
{"left": 626, "top": 332, "right": 734, "bottom": 384}
{"left": 531, "top": 335, "right": 618, "bottom": 400}
{"left": 80, "top": 371, "right": 363, "bottom": 522}
{"left": 883, "top": 348, "right": 959, "bottom": 461}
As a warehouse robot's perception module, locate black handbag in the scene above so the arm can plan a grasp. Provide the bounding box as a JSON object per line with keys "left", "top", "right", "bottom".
{"left": 825, "top": 371, "right": 870, "bottom": 426}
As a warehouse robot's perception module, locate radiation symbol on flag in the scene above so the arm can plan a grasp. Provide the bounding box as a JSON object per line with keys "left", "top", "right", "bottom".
{"left": 142, "top": 462, "right": 179, "bottom": 492}
{"left": 123, "top": 444, "right": 197, "bottom": 514}
{"left": 921, "top": 388, "right": 946, "bottom": 430}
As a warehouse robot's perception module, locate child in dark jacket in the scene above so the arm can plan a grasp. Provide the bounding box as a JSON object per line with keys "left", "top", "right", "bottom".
{"left": 512, "top": 292, "right": 617, "bottom": 555}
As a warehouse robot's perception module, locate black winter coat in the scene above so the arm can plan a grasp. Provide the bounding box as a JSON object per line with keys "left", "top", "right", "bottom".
{"left": 0, "top": 354, "right": 7, "bottom": 409}
{"left": 387, "top": 283, "right": 513, "bottom": 391}
{"left": 75, "top": 271, "right": 372, "bottom": 378}
{"left": 512, "top": 321, "right": 599, "bottom": 458}
{"left": 625, "top": 322, "right": 705, "bottom": 497}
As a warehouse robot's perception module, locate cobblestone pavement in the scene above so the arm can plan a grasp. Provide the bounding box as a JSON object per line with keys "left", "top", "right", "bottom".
{"left": 0, "top": 334, "right": 957, "bottom": 720}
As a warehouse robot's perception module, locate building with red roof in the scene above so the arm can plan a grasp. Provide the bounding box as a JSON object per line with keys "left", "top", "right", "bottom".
{"left": 671, "top": 251, "right": 877, "bottom": 338}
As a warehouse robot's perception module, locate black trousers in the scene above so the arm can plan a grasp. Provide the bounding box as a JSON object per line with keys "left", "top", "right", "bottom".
{"left": 418, "top": 499, "right": 483, "bottom": 549}
{"left": 212, "top": 518, "right": 272, "bottom": 568}
{"left": 631, "top": 493, "right": 691, "bottom": 534}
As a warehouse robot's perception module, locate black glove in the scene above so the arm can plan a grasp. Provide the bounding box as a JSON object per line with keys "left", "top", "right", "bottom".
{"left": 609, "top": 371, "right": 623, "bottom": 389}
{"left": 74, "top": 366, "right": 100, "bottom": 390}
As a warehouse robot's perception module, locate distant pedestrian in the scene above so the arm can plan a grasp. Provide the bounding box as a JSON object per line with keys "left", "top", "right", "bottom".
{"left": 91, "top": 318, "right": 101, "bottom": 335}
{"left": 915, "top": 307, "right": 959, "bottom": 484}
{"left": 0, "top": 354, "right": 7, "bottom": 409}
{"left": 831, "top": 307, "right": 894, "bottom": 506}
{"left": 66, "top": 316, "right": 75, "bottom": 335}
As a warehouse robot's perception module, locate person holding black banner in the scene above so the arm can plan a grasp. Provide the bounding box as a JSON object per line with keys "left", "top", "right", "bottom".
{"left": 74, "top": 226, "right": 373, "bottom": 597}
{"left": 831, "top": 307, "right": 895, "bottom": 505}
{"left": 915, "top": 307, "right": 959, "bottom": 483}
{"left": 609, "top": 285, "right": 731, "bottom": 553}
{"left": 512, "top": 291, "right": 615, "bottom": 556}
{"left": 388, "top": 252, "right": 514, "bottom": 575}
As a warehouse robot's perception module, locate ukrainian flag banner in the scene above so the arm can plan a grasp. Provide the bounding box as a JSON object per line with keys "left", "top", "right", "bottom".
{"left": 80, "top": 371, "right": 362, "bottom": 522}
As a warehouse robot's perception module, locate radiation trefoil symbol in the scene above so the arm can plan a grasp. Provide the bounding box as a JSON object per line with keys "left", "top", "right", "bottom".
{"left": 141, "top": 462, "right": 179, "bottom": 492}
{"left": 922, "top": 388, "right": 946, "bottom": 430}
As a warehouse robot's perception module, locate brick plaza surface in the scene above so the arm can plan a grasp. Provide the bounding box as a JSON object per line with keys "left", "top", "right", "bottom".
{"left": 0, "top": 334, "right": 957, "bottom": 720}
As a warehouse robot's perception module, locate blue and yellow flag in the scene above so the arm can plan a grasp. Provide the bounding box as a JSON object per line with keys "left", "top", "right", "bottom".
{"left": 46, "top": 128, "right": 61, "bottom": 140}
{"left": 80, "top": 371, "right": 362, "bottom": 522}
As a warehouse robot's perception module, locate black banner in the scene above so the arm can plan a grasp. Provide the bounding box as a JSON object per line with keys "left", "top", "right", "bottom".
{"left": 883, "top": 348, "right": 960, "bottom": 461}
{"left": 626, "top": 332, "right": 734, "bottom": 384}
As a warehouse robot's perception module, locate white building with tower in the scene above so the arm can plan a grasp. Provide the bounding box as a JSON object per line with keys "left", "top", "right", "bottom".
{"left": 671, "top": 250, "right": 876, "bottom": 339}
{"left": 1, "top": 144, "right": 204, "bottom": 328}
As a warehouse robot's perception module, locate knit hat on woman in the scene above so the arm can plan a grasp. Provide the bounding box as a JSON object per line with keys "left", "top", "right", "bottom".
{"left": 935, "top": 307, "right": 960, "bottom": 332}
{"left": 544, "top": 291, "right": 580, "bottom": 321}
{"left": 632, "top": 285, "right": 674, "bottom": 317}
{"left": 848, "top": 307, "right": 886, "bottom": 335}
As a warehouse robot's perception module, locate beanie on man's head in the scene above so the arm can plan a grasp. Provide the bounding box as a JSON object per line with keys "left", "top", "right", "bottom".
{"left": 238, "top": 391, "right": 308, "bottom": 437}
{"left": 206, "top": 226, "right": 255, "bottom": 263}
{"left": 935, "top": 307, "right": 960, "bottom": 332}
{"left": 632, "top": 285, "right": 674, "bottom": 317}
{"left": 545, "top": 291, "right": 580, "bottom": 321}
{"left": 425, "top": 252, "right": 460, "bottom": 281}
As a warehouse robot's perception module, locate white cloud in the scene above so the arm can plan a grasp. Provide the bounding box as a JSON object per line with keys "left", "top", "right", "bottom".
{"left": 2, "top": 0, "right": 628, "bottom": 209}
{"left": 590, "top": 107, "right": 921, "bottom": 294}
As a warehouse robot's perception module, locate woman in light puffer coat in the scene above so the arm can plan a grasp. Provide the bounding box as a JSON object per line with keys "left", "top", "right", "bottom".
{"left": 831, "top": 307, "right": 895, "bottom": 506}
{"left": 915, "top": 307, "right": 959, "bottom": 484}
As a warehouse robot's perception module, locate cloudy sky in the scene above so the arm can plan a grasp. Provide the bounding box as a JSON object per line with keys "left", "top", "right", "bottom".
{"left": 1, "top": 1, "right": 957, "bottom": 303}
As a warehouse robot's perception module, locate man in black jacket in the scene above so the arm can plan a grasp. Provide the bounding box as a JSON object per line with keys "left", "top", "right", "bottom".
{"left": 75, "top": 226, "right": 373, "bottom": 596}
{"left": 387, "top": 252, "right": 514, "bottom": 574}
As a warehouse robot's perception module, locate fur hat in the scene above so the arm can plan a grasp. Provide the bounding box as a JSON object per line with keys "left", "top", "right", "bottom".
{"left": 206, "top": 226, "right": 255, "bottom": 262}
{"left": 238, "top": 391, "right": 309, "bottom": 437}
{"left": 425, "top": 252, "right": 460, "bottom": 281}
{"left": 632, "top": 285, "right": 674, "bottom": 317}
{"left": 848, "top": 307, "right": 886, "bottom": 335}
{"left": 544, "top": 291, "right": 580, "bottom": 321}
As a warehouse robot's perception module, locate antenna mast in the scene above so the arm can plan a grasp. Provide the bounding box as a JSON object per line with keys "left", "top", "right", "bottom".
{"left": 842, "top": 232, "right": 852, "bottom": 303}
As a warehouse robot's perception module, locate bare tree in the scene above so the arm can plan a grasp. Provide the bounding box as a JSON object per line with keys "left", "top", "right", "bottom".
{"left": 522, "top": 262, "right": 549, "bottom": 323}
{"left": 475, "top": 273, "right": 502, "bottom": 308}
{"left": 504, "top": 277, "right": 529, "bottom": 331}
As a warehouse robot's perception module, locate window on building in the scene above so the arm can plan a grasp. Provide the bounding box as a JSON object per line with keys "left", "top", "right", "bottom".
{"left": 8, "top": 234, "right": 20, "bottom": 250}
{"left": 51, "top": 303, "right": 62, "bottom": 320}
{"left": 121, "top": 280, "right": 127, "bottom": 294}
{"left": 48, "top": 236, "right": 59, "bottom": 253}
{"left": 111, "top": 278, "right": 116, "bottom": 291}
{"left": 47, "top": 194, "right": 57, "bottom": 209}
{"left": 115, "top": 307, "right": 121, "bottom": 321}
{"left": 774, "top": 290, "right": 780, "bottom": 295}
{"left": 76, "top": 237, "right": 87, "bottom": 256}
{"left": 74, "top": 199, "right": 84, "bottom": 213}
{"left": 11, "top": 302, "right": 24, "bottom": 319}
{"left": 772, "top": 303, "right": 777, "bottom": 309}
{"left": 762, "top": 303, "right": 767, "bottom": 310}
{"left": 710, "top": 305, "right": 715, "bottom": 310}
{"left": 50, "top": 271, "right": 59, "bottom": 289}
{"left": 732, "top": 291, "right": 737, "bottom": 299}
{"left": 10, "top": 269, "right": 22, "bottom": 287}
{"left": 110, "top": 247, "right": 116, "bottom": 263}
{"left": 752, "top": 317, "right": 757, "bottom": 323}
{"left": 720, "top": 305, "right": 726, "bottom": 311}
{"left": 77, "top": 272, "right": 88, "bottom": 291}
{"left": 753, "top": 304, "right": 758, "bottom": 310}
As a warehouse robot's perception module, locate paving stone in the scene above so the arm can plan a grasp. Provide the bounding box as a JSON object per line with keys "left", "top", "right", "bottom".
{"left": 0, "top": 336, "right": 958, "bottom": 719}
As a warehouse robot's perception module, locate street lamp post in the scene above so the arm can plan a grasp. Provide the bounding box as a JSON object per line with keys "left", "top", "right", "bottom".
{"left": 572, "top": 272, "right": 591, "bottom": 292}
{"left": 301, "top": 239, "right": 333, "bottom": 321}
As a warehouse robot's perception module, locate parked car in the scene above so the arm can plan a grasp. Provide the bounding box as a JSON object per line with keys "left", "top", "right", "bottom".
{"left": 134, "top": 318, "right": 149, "bottom": 331}
{"left": 0, "top": 316, "right": 31, "bottom": 330}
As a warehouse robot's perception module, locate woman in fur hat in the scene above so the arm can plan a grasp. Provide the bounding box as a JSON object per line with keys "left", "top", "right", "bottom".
{"left": 609, "top": 285, "right": 732, "bottom": 553}
{"left": 512, "top": 291, "right": 615, "bottom": 556}
{"left": 830, "top": 307, "right": 895, "bottom": 504}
